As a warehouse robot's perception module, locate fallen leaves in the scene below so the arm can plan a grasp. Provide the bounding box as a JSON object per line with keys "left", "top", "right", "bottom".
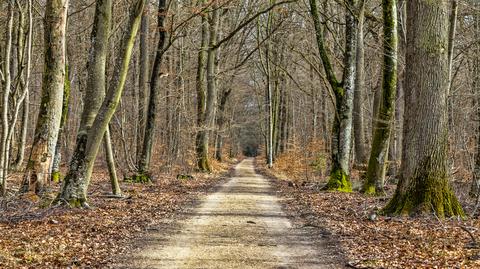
{"left": 269, "top": 173, "right": 480, "bottom": 268}
{"left": 0, "top": 166, "right": 229, "bottom": 268}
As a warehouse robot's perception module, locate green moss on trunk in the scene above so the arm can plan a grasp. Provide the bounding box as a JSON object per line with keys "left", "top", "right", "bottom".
{"left": 326, "top": 168, "right": 352, "bottom": 192}
{"left": 51, "top": 171, "right": 61, "bottom": 183}
{"left": 383, "top": 172, "right": 464, "bottom": 218}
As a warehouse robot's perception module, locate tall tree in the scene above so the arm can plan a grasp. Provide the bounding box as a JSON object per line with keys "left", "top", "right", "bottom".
{"left": 353, "top": 0, "right": 368, "bottom": 165}
{"left": 195, "top": 0, "right": 210, "bottom": 172}
{"left": 20, "top": 0, "right": 69, "bottom": 194}
{"left": 383, "top": 0, "right": 464, "bottom": 217}
{"left": 56, "top": 0, "right": 146, "bottom": 207}
{"left": 309, "top": 0, "right": 357, "bottom": 191}
{"left": 471, "top": 2, "right": 480, "bottom": 196}
{"left": 0, "top": 1, "right": 14, "bottom": 195}
{"left": 137, "top": 5, "right": 150, "bottom": 162}
{"left": 362, "top": 0, "right": 397, "bottom": 195}
{"left": 135, "top": 0, "right": 168, "bottom": 180}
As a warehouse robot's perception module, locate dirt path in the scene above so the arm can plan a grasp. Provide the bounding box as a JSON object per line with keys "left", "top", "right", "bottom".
{"left": 126, "top": 159, "right": 343, "bottom": 268}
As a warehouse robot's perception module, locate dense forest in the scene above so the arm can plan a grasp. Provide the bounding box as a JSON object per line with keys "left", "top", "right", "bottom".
{"left": 0, "top": 0, "right": 480, "bottom": 268}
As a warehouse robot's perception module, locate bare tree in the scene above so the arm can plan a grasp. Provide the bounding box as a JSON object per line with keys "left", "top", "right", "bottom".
{"left": 20, "top": 0, "right": 69, "bottom": 194}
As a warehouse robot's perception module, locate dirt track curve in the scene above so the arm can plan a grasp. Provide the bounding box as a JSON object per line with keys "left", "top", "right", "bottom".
{"left": 125, "top": 158, "right": 343, "bottom": 269}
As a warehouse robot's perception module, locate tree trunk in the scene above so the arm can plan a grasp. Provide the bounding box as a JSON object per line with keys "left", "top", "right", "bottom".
{"left": 353, "top": 0, "right": 368, "bottom": 165}
{"left": 363, "top": 0, "right": 397, "bottom": 196}
{"left": 0, "top": 2, "right": 14, "bottom": 195}
{"left": 104, "top": 127, "right": 120, "bottom": 196}
{"left": 137, "top": 0, "right": 168, "bottom": 176}
{"left": 309, "top": 0, "right": 356, "bottom": 192}
{"left": 137, "top": 6, "right": 150, "bottom": 162}
{"left": 56, "top": 0, "right": 146, "bottom": 207}
{"left": 195, "top": 0, "right": 210, "bottom": 172}
{"left": 204, "top": 3, "right": 220, "bottom": 165}
{"left": 11, "top": 0, "right": 33, "bottom": 173}
{"left": 21, "top": 0, "right": 68, "bottom": 194}
{"left": 51, "top": 64, "right": 71, "bottom": 183}
{"left": 12, "top": 93, "right": 29, "bottom": 170}
{"left": 383, "top": 0, "right": 464, "bottom": 218}
{"left": 447, "top": 0, "right": 458, "bottom": 93}
{"left": 470, "top": 3, "right": 480, "bottom": 196}
{"left": 215, "top": 89, "right": 232, "bottom": 162}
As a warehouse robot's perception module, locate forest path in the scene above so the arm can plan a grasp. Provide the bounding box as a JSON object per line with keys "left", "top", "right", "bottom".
{"left": 126, "top": 158, "right": 342, "bottom": 269}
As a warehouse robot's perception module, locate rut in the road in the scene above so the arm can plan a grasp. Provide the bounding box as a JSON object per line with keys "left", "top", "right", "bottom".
{"left": 126, "top": 159, "right": 342, "bottom": 269}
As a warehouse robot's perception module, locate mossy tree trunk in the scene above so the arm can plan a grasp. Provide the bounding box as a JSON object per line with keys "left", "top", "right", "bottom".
{"left": 20, "top": 0, "right": 68, "bottom": 194}
{"left": 55, "top": 0, "right": 112, "bottom": 202}
{"left": 137, "top": 0, "right": 168, "bottom": 177}
{"left": 51, "top": 64, "right": 71, "bottom": 183}
{"left": 363, "top": 0, "right": 398, "bottom": 195}
{"left": 383, "top": 0, "right": 464, "bottom": 218}
{"left": 309, "top": 0, "right": 357, "bottom": 192}
{"left": 56, "top": 0, "right": 146, "bottom": 207}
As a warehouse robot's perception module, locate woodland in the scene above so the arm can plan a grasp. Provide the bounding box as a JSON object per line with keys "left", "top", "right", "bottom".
{"left": 0, "top": 0, "right": 480, "bottom": 268}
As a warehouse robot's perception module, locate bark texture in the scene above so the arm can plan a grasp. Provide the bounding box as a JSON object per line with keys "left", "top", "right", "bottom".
{"left": 309, "top": 0, "right": 356, "bottom": 192}
{"left": 137, "top": 0, "right": 168, "bottom": 176}
{"left": 383, "top": 0, "right": 464, "bottom": 218}
{"left": 353, "top": 0, "right": 368, "bottom": 165}
{"left": 195, "top": 0, "right": 211, "bottom": 172}
{"left": 363, "top": 0, "right": 397, "bottom": 195}
{"left": 21, "top": 0, "right": 68, "bottom": 194}
{"left": 471, "top": 3, "right": 480, "bottom": 196}
{"left": 57, "top": 0, "right": 146, "bottom": 207}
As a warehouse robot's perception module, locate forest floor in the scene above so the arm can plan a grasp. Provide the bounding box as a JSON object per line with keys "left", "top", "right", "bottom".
{"left": 2, "top": 157, "right": 480, "bottom": 268}
{"left": 260, "top": 161, "right": 480, "bottom": 268}
{"left": 120, "top": 158, "right": 343, "bottom": 268}
{"left": 0, "top": 161, "right": 234, "bottom": 268}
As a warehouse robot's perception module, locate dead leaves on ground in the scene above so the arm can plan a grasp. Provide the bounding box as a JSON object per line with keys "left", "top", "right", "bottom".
{"left": 0, "top": 169, "right": 224, "bottom": 268}
{"left": 273, "top": 177, "right": 480, "bottom": 268}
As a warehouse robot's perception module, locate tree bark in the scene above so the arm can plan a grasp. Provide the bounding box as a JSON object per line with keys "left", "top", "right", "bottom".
{"left": 51, "top": 64, "right": 71, "bottom": 183}
{"left": 204, "top": 3, "right": 220, "bottom": 165}
{"left": 195, "top": 0, "right": 211, "bottom": 172}
{"left": 309, "top": 0, "right": 356, "bottom": 192}
{"left": 470, "top": 3, "right": 480, "bottom": 196}
{"left": 215, "top": 89, "right": 232, "bottom": 162}
{"left": 137, "top": 0, "right": 168, "bottom": 176}
{"left": 353, "top": 0, "right": 368, "bottom": 165}
{"left": 11, "top": 0, "right": 33, "bottom": 172}
{"left": 0, "top": 1, "right": 14, "bottom": 195}
{"left": 104, "top": 127, "right": 120, "bottom": 195}
{"left": 56, "top": 0, "right": 146, "bottom": 207}
{"left": 137, "top": 6, "right": 150, "bottom": 162}
{"left": 383, "top": 0, "right": 464, "bottom": 218}
{"left": 363, "top": 0, "right": 397, "bottom": 195}
{"left": 21, "top": 0, "right": 68, "bottom": 194}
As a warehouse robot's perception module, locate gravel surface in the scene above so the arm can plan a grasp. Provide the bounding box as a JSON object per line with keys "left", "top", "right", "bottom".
{"left": 126, "top": 159, "right": 343, "bottom": 269}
